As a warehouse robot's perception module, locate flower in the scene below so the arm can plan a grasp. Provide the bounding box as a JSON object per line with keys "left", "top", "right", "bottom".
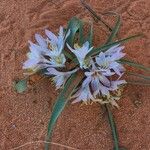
{"left": 71, "top": 79, "right": 95, "bottom": 103}
{"left": 46, "top": 68, "right": 78, "bottom": 89}
{"left": 45, "top": 26, "right": 70, "bottom": 67}
{"left": 96, "top": 44, "right": 126, "bottom": 77}
{"left": 72, "top": 62, "right": 126, "bottom": 103}
{"left": 84, "top": 68, "right": 126, "bottom": 97}
{"left": 23, "top": 41, "right": 50, "bottom": 73}
{"left": 23, "top": 26, "right": 70, "bottom": 73}
{"left": 67, "top": 41, "right": 93, "bottom": 69}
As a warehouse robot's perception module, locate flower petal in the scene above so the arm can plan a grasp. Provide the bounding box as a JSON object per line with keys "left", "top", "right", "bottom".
{"left": 45, "top": 29, "right": 58, "bottom": 44}
{"left": 35, "top": 34, "right": 47, "bottom": 48}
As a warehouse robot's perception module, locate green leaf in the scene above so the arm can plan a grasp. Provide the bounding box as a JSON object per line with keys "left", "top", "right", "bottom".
{"left": 126, "top": 72, "right": 150, "bottom": 80}
{"left": 45, "top": 73, "right": 83, "bottom": 150}
{"left": 63, "top": 51, "right": 74, "bottom": 60}
{"left": 63, "top": 51, "right": 79, "bottom": 64}
{"left": 65, "top": 17, "right": 84, "bottom": 63}
{"left": 87, "top": 34, "right": 142, "bottom": 57}
{"left": 106, "top": 12, "right": 121, "bottom": 44}
{"left": 79, "top": 20, "right": 84, "bottom": 45}
{"left": 127, "top": 80, "right": 150, "bottom": 86}
{"left": 66, "top": 17, "right": 83, "bottom": 46}
{"left": 119, "top": 59, "right": 150, "bottom": 71}
{"left": 85, "top": 22, "right": 93, "bottom": 47}
{"left": 14, "top": 79, "right": 27, "bottom": 93}
{"left": 105, "top": 104, "right": 119, "bottom": 150}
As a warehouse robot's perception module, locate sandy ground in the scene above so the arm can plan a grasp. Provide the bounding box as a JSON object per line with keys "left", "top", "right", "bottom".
{"left": 0, "top": 0, "right": 150, "bottom": 150}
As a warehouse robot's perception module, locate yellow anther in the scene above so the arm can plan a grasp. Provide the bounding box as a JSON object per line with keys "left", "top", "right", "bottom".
{"left": 55, "top": 56, "right": 62, "bottom": 64}
{"left": 47, "top": 40, "right": 57, "bottom": 51}
{"left": 74, "top": 43, "right": 81, "bottom": 49}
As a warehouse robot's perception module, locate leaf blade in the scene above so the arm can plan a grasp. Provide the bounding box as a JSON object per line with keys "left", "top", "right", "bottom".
{"left": 106, "top": 12, "right": 121, "bottom": 44}
{"left": 66, "top": 17, "right": 83, "bottom": 46}
{"left": 87, "top": 34, "right": 142, "bottom": 57}
{"left": 127, "top": 80, "right": 150, "bottom": 86}
{"left": 126, "top": 72, "right": 150, "bottom": 80}
{"left": 86, "top": 22, "right": 93, "bottom": 47}
{"left": 45, "top": 72, "right": 83, "bottom": 150}
{"left": 105, "top": 104, "right": 119, "bottom": 150}
{"left": 119, "top": 59, "right": 150, "bottom": 71}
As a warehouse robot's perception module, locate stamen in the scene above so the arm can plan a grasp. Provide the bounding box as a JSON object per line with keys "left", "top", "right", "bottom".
{"left": 74, "top": 43, "right": 81, "bottom": 49}
{"left": 55, "top": 56, "right": 62, "bottom": 64}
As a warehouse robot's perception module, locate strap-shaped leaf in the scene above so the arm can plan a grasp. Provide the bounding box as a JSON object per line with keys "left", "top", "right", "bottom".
{"left": 127, "top": 80, "right": 150, "bottom": 86}
{"left": 119, "top": 59, "right": 150, "bottom": 71}
{"left": 63, "top": 51, "right": 74, "bottom": 61}
{"left": 85, "top": 22, "right": 93, "bottom": 47}
{"left": 45, "top": 72, "right": 83, "bottom": 150}
{"left": 105, "top": 12, "right": 121, "bottom": 44}
{"left": 105, "top": 104, "right": 119, "bottom": 150}
{"left": 126, "top": 72, "right": 150, "bottom": 80}
{"left": 64, "top": 17, "right": 84, "bottom": 63}
{"left": 66, "top": 17, "right": 83, "bottom": 46}
{"left": 87, "top": 34, "right": 142, "bottom": 57}
{"left": 79, "top": 20, "right": 84, "bottom": 45}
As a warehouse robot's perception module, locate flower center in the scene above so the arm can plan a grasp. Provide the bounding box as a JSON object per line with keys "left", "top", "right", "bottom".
{"left": 83, "top": 58, "right": 90, "bottom": 68}
{"left": 47, "top": 40, "right": 57, "bottom": 51}
{"left": 92, "top": 70, "right": 100, "bottom": 78}
{"left": 55, "top": 56, "right": 63, "bottom": 64}
{"left": 100, "top": 61, "right": 109, "bottom": 69}
{"left": 74, "top": 43, "right": 81, "bottom": 49}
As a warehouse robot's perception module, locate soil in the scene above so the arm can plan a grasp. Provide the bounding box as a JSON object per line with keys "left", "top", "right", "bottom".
{"left": 0, "top": 0, "right": 150, "bottom": 150}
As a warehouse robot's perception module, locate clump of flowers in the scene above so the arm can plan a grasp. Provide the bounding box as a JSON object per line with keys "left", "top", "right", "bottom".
{"left": 23, "top": 27, "right": 127, "bottom": 107}
{"left": 20, "top": 15, "right": 149, "bottom": 150}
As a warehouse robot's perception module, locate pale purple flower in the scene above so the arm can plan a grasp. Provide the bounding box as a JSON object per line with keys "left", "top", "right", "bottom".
{"left": 45, "top": 26, "right": 70, "bottom": 59}
{"left": 23, "top": 41, "right": 50, "bottom": 72}
{"left": 46, "top": 68, "right": 78, "bottom": 89}
{"left": 72, "top": 62, "right": 126, "bottom": 103}
{"left": 72, "top": 79, "right": 95, "bottom": 103}
{"left": 23, "top": 26, "right": 70, "bottom": 72}
{"left": 67, "top": 41, "right": 93, "bottom": 69}
{"left": 96, "top": 44, "right": 126, "bottom": 77}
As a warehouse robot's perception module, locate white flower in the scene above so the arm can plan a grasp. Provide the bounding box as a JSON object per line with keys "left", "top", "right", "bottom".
{"left": 46, "top": 68, "right": 78, "bottom": 89}
{"left": 67, "top": 41, "right": 93, "bottom": 69}
{"left": 45, "top": 26, "right": 70, "bottom": 67}
{"left": 72, "top": 62, "right": 126, "bottom": 103}
{"left": 23, "top": 41, "right": 50, "bottom": 72}
{"left": 23, "top": 26, "right": 70, "bottom": 72}
{"left": 72, "top": 79, "right": 95, "bottom": 103}
{"left": 96, "top": 44, "right": 126, "bottom": 77}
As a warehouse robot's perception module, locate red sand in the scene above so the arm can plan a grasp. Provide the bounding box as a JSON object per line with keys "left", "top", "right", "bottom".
{"left": 0, "top": 0, "right": 150, "bottom": 150}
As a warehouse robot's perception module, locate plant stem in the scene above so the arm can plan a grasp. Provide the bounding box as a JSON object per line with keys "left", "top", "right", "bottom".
{"left": 105, "top": 104, "right": 119, "bottom": 150}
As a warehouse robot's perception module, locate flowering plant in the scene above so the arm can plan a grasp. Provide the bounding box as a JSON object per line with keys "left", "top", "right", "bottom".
{"left": 14, "top": 2, "right": 150, "bottom": 150}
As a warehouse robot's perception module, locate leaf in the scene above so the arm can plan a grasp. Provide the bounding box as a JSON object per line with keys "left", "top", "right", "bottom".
{"left": 119, "top": 59, "right": 150, "bottom": 71}
{"left": 87, "top": 34, "right": 142, "bottom": 57}
{"left": 105, "top": 104, "right": 119, "bottom": 150}
{"left": 126, "top": 72, "right": 150, "bottom": 80}
{"left": 63, "top": 51, "right": 74, "bottom": 60}
{"left": 63, "top": 51, "right": 79, "bottom": 64}
{"left": 45, "top": 72, "right": 83, "bottom": 150}
{"left": 66, "top": 17, "right": 83, "bottom": 46}
{"left": 105, "top": 12, "right": 121, "bottom": 44}
{"left": 127, "top": 80, "right": 150, "bottom": 86}
{"left": 65, "top": 17, "right": 84, "bottom": 64}
{"left": 79, "top": 20, "right": 84, "bottom": 45}
{"left": 14, "top": 79, "right": 27, "bottom": 93}
{"left": 85, "top": 22, "right": 93, "bottom": 47}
